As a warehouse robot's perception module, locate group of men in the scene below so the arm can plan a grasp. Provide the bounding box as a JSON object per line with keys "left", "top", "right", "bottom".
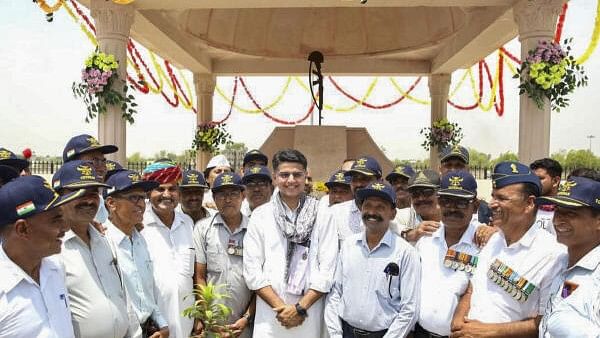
{"left": 1, "top": 137, "right": 600, "bottom": 338}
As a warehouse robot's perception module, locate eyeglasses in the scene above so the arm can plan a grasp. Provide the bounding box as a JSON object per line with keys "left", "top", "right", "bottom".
{"left": 246, "top": 180, "right": 270, "bottom": 188}
{"left": 276, "top": 171, "right": 305, "bottom": 180}
{"left": 214, "top": 190, "right": 242, "bottom": 201}
{"left": 118, "top": 194, "right": 146, "bottom": 204}
{"left": 438, "top": 197, "right": 474, "bottom": 209}
{"left": 409, "top": 188, "right": 436, "bottom": 198}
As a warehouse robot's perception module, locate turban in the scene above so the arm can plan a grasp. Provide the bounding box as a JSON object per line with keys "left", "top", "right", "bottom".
{"left": 142, "top": 161, "right": 182, "bottom": 184}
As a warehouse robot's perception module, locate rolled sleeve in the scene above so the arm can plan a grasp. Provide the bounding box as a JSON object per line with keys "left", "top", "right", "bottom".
{"left": 384, "top": 246, "right": 421, "bottom": 338}
{"left": 325, "top": 246, "right": 344, "bottom": 338}
{"left": 242, "top": 212, "right": 270, "bottom": 291}
{"left": 309, "top": 211, "right": 339, "bottom": 293}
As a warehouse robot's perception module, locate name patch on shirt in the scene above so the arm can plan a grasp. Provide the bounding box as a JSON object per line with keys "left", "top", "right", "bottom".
{"left": 444, "top": 249, "right": 478, "bottom": 274}
{"left": 487, "top": 259, "right": 537, "bottom": 303}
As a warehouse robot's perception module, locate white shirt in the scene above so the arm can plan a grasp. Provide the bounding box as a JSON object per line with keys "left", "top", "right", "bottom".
{"left": 142, "top": 207, "right": 195, "bottom": 338}
{"left": 105, "top": 221, "right": 167, "bottom": 329}
{"left": 415, "top": 219, "right": 480, "bottom": 336}
{"left": 468, "top": 225, "right": 567, "bottom": 323}
{"left": 243, "top": 200, "right": 338, "bottom": 338}
{"left": 0, "top": 247, "right": 75, "bottom": 338}
{"left": 61, "top": 226, "right": 130, "bottom": 338}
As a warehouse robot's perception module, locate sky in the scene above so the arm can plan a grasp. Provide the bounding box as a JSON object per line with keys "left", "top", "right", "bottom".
{"left": 1, "top": 0, "right": 599, "bottom": 161}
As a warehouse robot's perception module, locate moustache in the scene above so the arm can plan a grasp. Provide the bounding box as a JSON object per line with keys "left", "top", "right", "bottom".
{"left": 362, "top": 213, "right": 383, "bottom": 223}
{"left": 443, "top": 211, "right": 465, "bottom": 219}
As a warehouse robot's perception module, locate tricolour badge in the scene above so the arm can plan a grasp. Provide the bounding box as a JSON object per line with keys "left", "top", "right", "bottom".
{"left": 16, "top": 201, "right": 36, "bottom": 216}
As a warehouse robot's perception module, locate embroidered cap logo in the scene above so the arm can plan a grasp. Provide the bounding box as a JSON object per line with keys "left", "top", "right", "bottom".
{"left": 221, "top": 174, "right": 233, "bottom": 185}
{"left": 0, "top": 150, "right": 11, "bottom": 159}
{"left": 250, "top": 167, "right": 261, "bottom": 174}
{"left": 372, "top": 183, "right": 385, "bottom": 191}
{"left": 558, "top": 181, "right": 577, "bottom": 196}
{"left": 334, "top": 172, "right": 345, "bottom": 182}
{"left": 77, "top": 165, "right": 96, "bottom": 181}
{"left": 87, "top": 137, "right": 101, "bottom": 147}
{"left": 187, "top": 173, "right": 199, "bottom": 183}
{"left": 355, "top": 158, "right": 367, "bottom": 168}
{"left": 449, "top": 176, "right": 463, "bottom": 190}
{"left": 128, "top": 173, "right": 141, "bottom": 183}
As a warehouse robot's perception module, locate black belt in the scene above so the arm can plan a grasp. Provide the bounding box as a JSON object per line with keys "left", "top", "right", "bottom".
{"left": 341, "top": 318, "right": 388, "bottom": 338}
{"left": 413, "top": 323, "right": 447, "bottom": 338}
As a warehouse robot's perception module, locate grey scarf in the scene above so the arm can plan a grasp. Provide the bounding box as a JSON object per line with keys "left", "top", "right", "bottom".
{"left": 273, "top": 192, "right": 319, "bottom": 244}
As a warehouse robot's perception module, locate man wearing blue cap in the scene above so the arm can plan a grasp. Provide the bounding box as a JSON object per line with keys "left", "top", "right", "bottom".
{"left": 243, "top": 149, "right": 337, "bottom": 338}
{"left": 179, "top": 169, "right": 214, "bottom": 225}
{"left": 242, "top": 149, "right": 268, "bottom": 172}
{"left": 451, "top": 161, "right": 567, "bottom": 337}
{"left": 241, "top": 165, "right": 273, "bottom": 216}
{"left": 324, "top": 169, "right": 353, "bottom": 207}
{"left": 141, "top": 161, "right": 195, "bottom": 337}
{"left": 331, "top": 155, "right": 383, "bottom": 241}
{"left": 537, "top": 176, "right": 600, "bottom": 336}
{"left": 62, "top": 134, "right": 119, "bottom": 224}
{"left": 104, "top": 171, "right": 169, "bottom": 338}
{"left": 52, "top": 160, "right": 133, "bottom": 338}
{"left": 386, "top": 165, "right": 416, "bottom": 209}
{"left": 193, "top": 172, "right": 255, "bottom": 337}
{"left": 439, "top": 145, "right": 470, "bottom": 175}
{"left": 414, "top": 171, "right": 481, "bottom": 337}
{"left": 0, "top": 175, "right": 84, "bottom": 337}
{"left": 325, "top": 181, "right": 420, "bottom": 337}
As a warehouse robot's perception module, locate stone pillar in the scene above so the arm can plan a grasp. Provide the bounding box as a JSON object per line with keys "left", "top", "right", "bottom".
{"left": 90, "top": 0, "right": 134, "bottom": 166}
{"left": 514, "top": 0, "right": 564, "bottom": 164}
{"left": 428, "top": 74, "right": 451, "bottom": 172}
{"left": 193, "top": 74, "right": 216, "bottom": 170}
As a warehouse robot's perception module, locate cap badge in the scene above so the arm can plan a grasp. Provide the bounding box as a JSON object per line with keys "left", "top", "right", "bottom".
{"left": 372, "top": 183, "right": 385, "bottom": 191}
{"left": 250, "top": 167, "right": 261, "bottom": 174}
{"left": 449, "top": 176, "right": 463, "bottom": 189}
{"left": 77, "top": 165, "right": 96, "bottom": 181}
{"left": 128, "top": 172, "right": 141, "bottom": 183}
{"left": 414, "top": 172, "right": 428, "bottom": 184}
{"left": 355, "top": 158, "right": 367, "bottom": 168}
{"left": 394, "top": 166, "right": 404, "bottom": 174}
{"left": 0, "top": 150, "right": 11, "bottom": 159}
{"left": 16, "top": 201, "right": 36, "bottom": 216}
{"left": 221, "top": 174, "right": 233, "bottom": 185}
{"left": 334, "top": 172, "right": 345, "bottom": 182}
{"left": 557, "top": 181, "right": 576, "bottom": 196}
{"left": 510, "top": 163, "right": 519, "bottom": 174}
{"left": 87, "top": 137, "right": 101, "bottom": 147}
{"left": 106, "top": 162, "right": 116, "bottom": 171}
{"left": 187, "top": 173, "right": 199, "bottom": 183}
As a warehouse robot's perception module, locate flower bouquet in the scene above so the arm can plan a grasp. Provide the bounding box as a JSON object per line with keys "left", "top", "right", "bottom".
{"left": 515, "top": 39, "right": 588, "bottom": 112}
{"left": 420, "top": 119, "right": 463, "bottom": 151}
{"left": 72, "top": 50, "right": 138, "bottom": 123}
{"left": 192, "top": 122, "right": 232, "bottom": 154}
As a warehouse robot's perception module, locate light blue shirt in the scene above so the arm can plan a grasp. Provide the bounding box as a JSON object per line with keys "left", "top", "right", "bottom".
{"left": 105, "top": 221, "right": 167, "bottom": 329}
{"left": 325, "top": 228, "right": 420, "bottom": 338}
{"left": 540, "top": 245, "right": 600, "bottom": 337}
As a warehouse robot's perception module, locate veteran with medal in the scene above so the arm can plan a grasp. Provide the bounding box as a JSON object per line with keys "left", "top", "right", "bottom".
{"left": 538, "top": 175, "right": 600, "bottom": 337}
{"left": 415, "top": 171, "right": 481, "bottom": 337}
{"left": 451, "top": 162, "right": 567, "bottom": 337}
{"left": 193, "top": 172, "right": 255, "bottom": 337}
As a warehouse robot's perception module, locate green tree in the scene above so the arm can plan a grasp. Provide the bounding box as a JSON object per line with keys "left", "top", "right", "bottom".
{"left": 127, "top": 152, "right": 147, "bottom": 163}
{"left": 224, "top": 142, "right": 248, "bottom": 153}
{"left": 563, "top": 149, "right": 600, "bottom": 169}
{"left": 491, "top": 151, "right": 519, "bottom": 166}
{"left": 467, "top": 148, "right": 492, "bottom": 168}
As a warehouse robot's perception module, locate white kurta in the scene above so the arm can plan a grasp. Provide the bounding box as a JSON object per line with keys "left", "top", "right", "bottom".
{"left": 142, "top": 207, "right": 195, "bottom": 338}
{"left": 243, "top": 200, "right": 338, "bottom": 338}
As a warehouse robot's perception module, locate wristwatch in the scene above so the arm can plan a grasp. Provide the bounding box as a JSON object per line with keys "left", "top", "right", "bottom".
{"left": 242, "top": 312, "right": 254, "bottom": 324}
{"left": 295, "top": 303, "right": 308, "bottom": 317}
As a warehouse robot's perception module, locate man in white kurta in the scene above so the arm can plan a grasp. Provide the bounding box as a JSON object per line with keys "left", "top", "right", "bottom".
{"left": 243, "top": 149, "right": 338, "bottom": 337}
{"left": 141, "top": 163, "right": 195, "bottom": 338}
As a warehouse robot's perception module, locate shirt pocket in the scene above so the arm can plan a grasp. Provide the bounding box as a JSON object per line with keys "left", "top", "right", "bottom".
{"left": 178, "top": 248, "right": 195, "bottom": 278}
{"left": 374, "top": 275, "right": 401, "bottom": 311}
{"left": 206, "top": 246, "right": 225, "bottom": 273}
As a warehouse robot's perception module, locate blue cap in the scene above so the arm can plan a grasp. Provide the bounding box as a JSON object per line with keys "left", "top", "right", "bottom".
{"left": 440, "top": 145, "right": 469, "bottom": 164}
{"left": 52, "top": 160, "right": 110, "bottom": 191}
{"left": 104, "top": 170, "right": 159, "bottom": 198}
{"left": 105, "top": 160, "right": 126, "bottom": 180}
{"left": 385, "top": 165, "right": 416, "bottom": 182}
{"left": 0, "top": 165, "right": 19, "bottom": 184}
{"left": 408, "top": 170, "right": 441, "bottom": 190}
{"left": 0, "top": 147, "right": 29, "bottom": 172}
{"left": 242, "top": 165, "right": 272, "bottom": 184}
{"left": 180, "top": 170, "right": 209, "bottom": 188}
{"left": 346, "top": 156, "right": 382, "bottom": 178}
{"left": 325, "top": 170, "right": 351, "bottom": 189}
{"left": 62, "top": 134, "right": 118, "bottom": 162}
{"left": 243, "top": 149, "right": 268, "bottom": 167}
{"left": 356, "top": 181, "right": 396, "bottom": 207}
{"left": 438, "top": 170, "right": 478, "bottom": 199}
{"left": 537, "top": 176, "right": 600, "bottom": 210}
{"left": 492, "top": 161, "right": 541, "bottom": 196}
{"left": 0, "top": 175, "right": 85, "bottom": 227}
{"left": 212, "top": 172, "right": 244, "bottom": 193}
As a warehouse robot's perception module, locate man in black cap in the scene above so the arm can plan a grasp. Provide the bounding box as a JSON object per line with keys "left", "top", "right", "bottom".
{"left": 241, "top": 165, "right": 273, "bottom": 216}
{"left": 242, "top": 149, "right": 268, "bottom": 173}
{"left": 193, "top": 172, "right": 255, "bottom": 337}
{"left": 324, "top": 170, "right": 353, "bottom": 207}
{"left": 325, "top": 181, "right": 420, "bottom": 337}
{"left": 52, "top": 160, "right": 133, "bottom": 338}
{"left": 393, "top": 169, "right": 442, "bottom": 244}
{"left": 385, "top": 164, "right": 416, "bottom": 209}
{"left": 179, "top": 169, "right": 214, "bottom": 225}
{"left": 0, "top": 175, "right": 84, "bottom": 337}
{"left": 439, "top": 145, "right": 469, "bottom": 175}
{"left": 451, "top": 161, "right": 566, "bottom": 337}
{"left": 330, "top": 156, "right": 383, "bottom": 241}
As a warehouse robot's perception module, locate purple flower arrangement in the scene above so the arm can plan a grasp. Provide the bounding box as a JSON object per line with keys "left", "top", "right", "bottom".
{"left": 420, "top": 119, "right": 464, "bottom": 151}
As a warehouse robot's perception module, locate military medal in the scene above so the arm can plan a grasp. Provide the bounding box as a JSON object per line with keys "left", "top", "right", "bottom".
{"left": 302, "top": 252, "right": 308, "bottom": 260}
{"left": 487, "top": 259, "right": 537, "bottom": 303}
{"left": 227, "top": 247, "right": 236, "bottom": 255}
